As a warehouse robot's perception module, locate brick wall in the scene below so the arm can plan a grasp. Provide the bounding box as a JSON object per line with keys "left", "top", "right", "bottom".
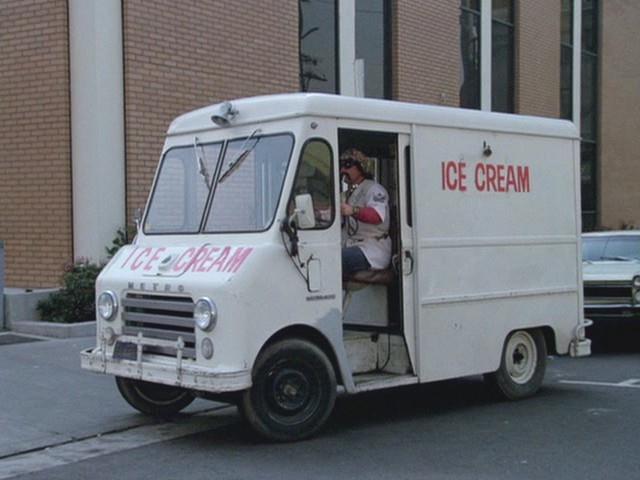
{"left": 599, "top": 1, "right": 640, "bottom": 228}
{"left": 392, "top": 1, "right": 460, "bottom": 107}
{"left": 122, "top": 0, "right": 300, "bottom": 222}
{"left": 515, "top": 0, "right": 561, "bottom": 117}
{"left": 0, "top": 0, "right": 72, "bottom": 287}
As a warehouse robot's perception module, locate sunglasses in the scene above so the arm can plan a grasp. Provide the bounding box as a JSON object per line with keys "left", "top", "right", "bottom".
{"left": 340, "top": 158, "right": 358, "bottom": 169}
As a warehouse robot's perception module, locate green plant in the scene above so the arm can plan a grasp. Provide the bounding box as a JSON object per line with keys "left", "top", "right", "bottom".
{"left": 106, "top": 226, "right": 134, "bottom": 258}
{"left": 38, "top": 228, "right": 133, "bottom": 323}
{"left": 37, "top": 260, "right": 103, "bottom": 323}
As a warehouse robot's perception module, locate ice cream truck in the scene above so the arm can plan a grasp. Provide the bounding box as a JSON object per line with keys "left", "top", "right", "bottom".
{"left": 81, "top": 93, "right": 591, "bottom": 441}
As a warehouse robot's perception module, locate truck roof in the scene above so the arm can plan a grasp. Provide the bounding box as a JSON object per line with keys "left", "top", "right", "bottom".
{"left": 168, "top": 93, "right": 579, "bottom": 140}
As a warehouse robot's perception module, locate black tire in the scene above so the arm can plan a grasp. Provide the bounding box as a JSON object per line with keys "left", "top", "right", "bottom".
{"left": 240, "top": 338, "right": 337, "bottom": 442}
{"left": 484, "top": 329, "right": 547, "bottom": 400}
{"left": 115, "top": 377, "right": 195, "bottom": 417}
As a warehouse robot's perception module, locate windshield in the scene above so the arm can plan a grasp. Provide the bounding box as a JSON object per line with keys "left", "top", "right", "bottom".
{"left": 145, "top": 142, "right": 222, "bottom": 234}
{"left": 144, "top": 133, "right": 293, "bottom": 234}
{"left": 205, "top": 134, "right": 293, "bottom": 232}
{"left": 582, "top": 235, "right": 640, "bottom": 261}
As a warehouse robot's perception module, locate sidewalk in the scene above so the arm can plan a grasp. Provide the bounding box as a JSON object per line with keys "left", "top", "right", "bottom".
{"left": 0, "top": 334, "right": 210, "bottom": 459}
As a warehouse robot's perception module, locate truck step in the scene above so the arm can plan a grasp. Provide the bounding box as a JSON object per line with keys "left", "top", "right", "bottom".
{"left": 353, "top": 372, "right": 418, "bottom": 393}
{"left": 343, "top": 330, "right": 412, "bottom": 375}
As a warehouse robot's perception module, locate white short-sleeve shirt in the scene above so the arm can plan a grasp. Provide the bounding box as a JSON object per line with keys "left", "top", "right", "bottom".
{"left": 343, "top": 179, "right": 392, "bottom": 270}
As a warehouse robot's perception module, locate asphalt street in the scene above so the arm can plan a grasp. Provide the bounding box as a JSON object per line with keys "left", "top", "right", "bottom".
{"left": 0, "top": 330, "right": 638, "bottom": 480}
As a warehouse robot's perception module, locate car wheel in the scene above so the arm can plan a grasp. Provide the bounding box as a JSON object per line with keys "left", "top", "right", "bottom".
{"left": 115, "top": 377, "right": 195, "bottom": 416}
{"left": 484, "top": 329, "right": 547, "bottom": 400}
{"left": 240, "top": 338, "right": 336, "bottom": 442}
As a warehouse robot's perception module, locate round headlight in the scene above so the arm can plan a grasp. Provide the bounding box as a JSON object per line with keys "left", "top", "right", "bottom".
{"left": 98, "top": 291, "right": 118, "bottom": 321}
{"left": 194, "top": 297, "right": 217, "bottom": 331}
{"left": 633, "top": 276, "right": 640, "bottom": 289}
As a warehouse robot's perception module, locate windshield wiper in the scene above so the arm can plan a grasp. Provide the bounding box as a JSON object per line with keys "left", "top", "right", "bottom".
{"left": 194, "top": 136, "right": 211, "bottom": 189}
{"left": 218, "top": 129, "right": 262, "bottom": 184}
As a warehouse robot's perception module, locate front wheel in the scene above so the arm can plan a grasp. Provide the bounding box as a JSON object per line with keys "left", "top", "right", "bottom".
{"left": 484, "top": 329, "right": 547, "bottom": 400}
{"left": 115, "top": 377, "right": 195, "bottom": 417}
{"left": 240, "top": 339, "right": 337, "bottom": 442}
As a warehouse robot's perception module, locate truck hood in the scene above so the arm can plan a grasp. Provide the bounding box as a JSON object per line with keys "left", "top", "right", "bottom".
{"left": 103, "top": 243, "right": 255, "bottom": 281}
{"left": 583, "top": 261, "right": 640, "bottom": 282}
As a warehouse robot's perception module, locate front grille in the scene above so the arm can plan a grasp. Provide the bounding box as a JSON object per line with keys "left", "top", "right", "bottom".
{"left": 122, "top": 293, "right": 195, "bottom": 358}
{"left": 584, "top": 285, "right": 631, "bottom": 299}
{"left": 584, "top": 282, "right": 633, "bottom": 304}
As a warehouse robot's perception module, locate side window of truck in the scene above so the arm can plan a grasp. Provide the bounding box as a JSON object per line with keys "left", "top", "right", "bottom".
{"left": 289, "top": 139, "right": 334, "bottom": 229}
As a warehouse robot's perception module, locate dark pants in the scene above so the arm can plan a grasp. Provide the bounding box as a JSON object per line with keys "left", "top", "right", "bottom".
{"left": 342, "top": 246, "right": 370, "bottom": 275}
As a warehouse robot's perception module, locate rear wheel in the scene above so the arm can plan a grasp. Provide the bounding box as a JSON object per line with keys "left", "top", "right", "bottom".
{"left": 484, "top": 329, "right": 547, "bottom": 400}
{"left": 240, "top": 338, "right": 336, "bottom": 442}
{"left": 115, "top": 377, "right": 195, "bottom": 416}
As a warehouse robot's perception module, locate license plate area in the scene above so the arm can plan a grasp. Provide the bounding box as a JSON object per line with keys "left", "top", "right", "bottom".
{"left": 113, "top": 341, "right": 137, "bottom": 361}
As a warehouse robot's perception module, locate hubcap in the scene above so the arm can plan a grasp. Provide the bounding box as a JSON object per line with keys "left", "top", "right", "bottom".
{"left": 272, "top": 368, "right": 310, "bottom": 413}
{"left": 263, "top": 359, "right": 321, "bottom": 425}
{"left": 505, "top": 331, "right": 537, "bottom": 384}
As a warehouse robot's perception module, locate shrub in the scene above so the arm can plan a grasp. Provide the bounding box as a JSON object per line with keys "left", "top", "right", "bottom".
{"left": 37, "top": 260, "right": 103, "bottom": 323}
{"left": 37, "top": 228, "right": 132, "bottom": 323}
{"left": 105, "top": 227, "right": 134, "bottom": 258}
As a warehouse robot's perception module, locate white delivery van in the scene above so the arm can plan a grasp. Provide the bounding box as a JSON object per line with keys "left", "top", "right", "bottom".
{"left": 81, "top": 93, "right": 591, "bottom": 441}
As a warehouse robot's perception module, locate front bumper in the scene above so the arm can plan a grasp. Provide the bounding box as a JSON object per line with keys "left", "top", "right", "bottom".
{"left": 80, "top": 334, "right": 251, "bottom": 393}
{"left": 569, "top": 318, "right": 592, "bottom": 357}
{"left": 584, "top": 303, "right": 640, "bottom": 319}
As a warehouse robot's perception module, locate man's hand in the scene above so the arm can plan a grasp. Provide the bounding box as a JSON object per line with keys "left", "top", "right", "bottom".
{"left": 341, "top": 203, "right": 354, "bottom": 217}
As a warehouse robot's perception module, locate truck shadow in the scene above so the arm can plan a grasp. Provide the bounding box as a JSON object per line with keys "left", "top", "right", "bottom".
{"left": 188, "top": 377, "right": 575, "bottom": 446}
{"left": 329, "top": 377, "right": 495, "bottom": 431}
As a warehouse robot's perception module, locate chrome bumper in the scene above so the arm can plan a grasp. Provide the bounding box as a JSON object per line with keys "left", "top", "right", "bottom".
{"left": 569, "top": 318, "right": 593, "bottom": 357}
{"left": 80, "top": 334, "right": 251, "bottom": 393}
{"left": 584, "top": 303, "right": 640, "bottom": 319}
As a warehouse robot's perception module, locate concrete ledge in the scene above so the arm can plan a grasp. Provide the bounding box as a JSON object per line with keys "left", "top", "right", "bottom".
{"left": 4, "top": 288, "right": 60, "bottom": 327}
{"left": 11, "top": 321, "right": 96, "bottom": 339}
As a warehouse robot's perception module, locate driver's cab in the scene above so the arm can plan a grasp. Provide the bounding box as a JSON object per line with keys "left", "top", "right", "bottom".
{"left": 149, "top": 97, "right": 415, "bottom": 378}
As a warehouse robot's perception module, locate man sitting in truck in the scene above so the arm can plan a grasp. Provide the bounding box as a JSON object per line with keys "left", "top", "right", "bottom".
{"left": 340, "top": 148, "right": 392, "bottom": 276}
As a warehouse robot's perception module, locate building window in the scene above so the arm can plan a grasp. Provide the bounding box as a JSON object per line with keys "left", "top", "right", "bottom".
{"left": 560, "top": 0, "right": 573, "bottom": 120}
{"left": 460, "top": 0, "right": 481, "bottom": 109}
{"left": 581, "top": 0, "right": 598, "bottom": 231}
{"left": 355, "top": 0, "right": 391, "bottom": 99}
{"left": 491, "top": 0, "right": 514, "bottom": 113}
{"left": 299, "top": 0, "right": 339, "bottom": 93}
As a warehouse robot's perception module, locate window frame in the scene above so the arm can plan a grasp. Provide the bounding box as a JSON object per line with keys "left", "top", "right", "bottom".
{"left": 298, "top": 0, "right": 340, "bottom": 94}
{"left": 286, "top": 137, "right": 336, "bottom": 231}
{"left": 491, "top": 0, "right": 515, "bottom": 113}
{"left": 459, "top": 2, "right": 482, "bottom": 109}
{"left": 580, "top": 0, "right": 599, "bottom": 231}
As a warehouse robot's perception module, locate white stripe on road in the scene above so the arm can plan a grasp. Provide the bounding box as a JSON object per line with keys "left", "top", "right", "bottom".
{"left": 0, "top": 407, "right": 236, "bottom": 480}
{"left": 559, "top": 378, "right": 640, "bottom": 389}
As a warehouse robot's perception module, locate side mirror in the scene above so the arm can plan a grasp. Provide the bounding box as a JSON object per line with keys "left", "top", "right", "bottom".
{"left": 292, "top": 194, "right": 316, "bottom": 230}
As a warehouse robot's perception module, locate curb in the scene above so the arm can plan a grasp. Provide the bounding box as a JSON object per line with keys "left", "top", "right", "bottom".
{"left": 10, "top": 321, "right": 96, "bottom": 339}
